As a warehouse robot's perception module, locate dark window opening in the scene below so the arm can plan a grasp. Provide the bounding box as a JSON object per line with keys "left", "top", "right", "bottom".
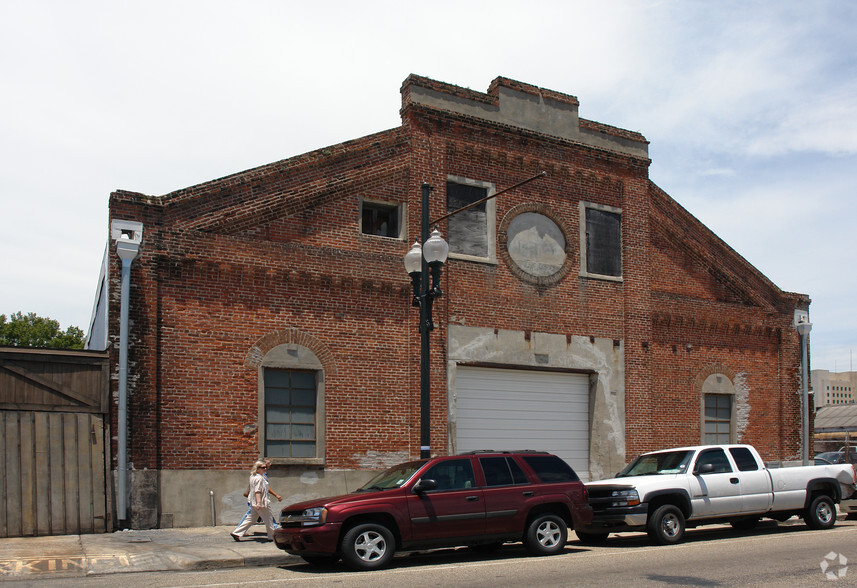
{"left": 521, "top": 455, "right": 580, "bottom": 483}
{"left": 695, "top": 448, "right": 733, "bottom": 474}
{"left": 361, "top": 201, "right": 400, "bottom": 238}
{"left": 446, "top": 181, "right": 488, "bottom": 258}
{"left": 479, "top": 456, "right": 530, "bottom": 486}
{"left": 585, "top": 207, "right": 622, "bottom": 277}
{"left": 729, "top": 447, "right": 759, "bottom": 471}
{"left": 421, "top": 459, "right": 476, "bottom": 491}
{"left": 704, "top": 394, "right": 732, "bottom": 444}
{"left": 264, "top": 369, "right": 317, "bottom": 458}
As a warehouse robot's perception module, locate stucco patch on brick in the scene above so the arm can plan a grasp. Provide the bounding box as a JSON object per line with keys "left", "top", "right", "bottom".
{"left": 353, "top": 450, "right": 410, "bottom": 469}
{"left": 734, "top": 371, "right": 751, "bottom": 441}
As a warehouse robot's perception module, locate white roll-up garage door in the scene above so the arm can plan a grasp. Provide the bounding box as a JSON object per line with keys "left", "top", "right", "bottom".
{"left": 454, "top": 366, "right": 591, "bottom": 481}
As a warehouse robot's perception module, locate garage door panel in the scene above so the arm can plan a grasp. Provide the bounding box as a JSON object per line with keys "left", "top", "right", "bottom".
{"left": 462, "top": 397, "right": 585, "bottom": 408}
{"left": 458, "top": 418, "right": 589, "bottom": 436}
{"left": 455, "top": 367, "right": 591, "bottom": 481}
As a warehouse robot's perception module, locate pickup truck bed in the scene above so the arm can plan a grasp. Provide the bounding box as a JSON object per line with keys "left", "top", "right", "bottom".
{"left": 578, "top": 444, "right": 857, "bottom": 545}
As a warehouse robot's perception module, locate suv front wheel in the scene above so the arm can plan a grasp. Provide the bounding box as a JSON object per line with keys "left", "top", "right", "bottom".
{"left": 340, "top": 523, "right": 395, "bottom": 570}
{"left": 524, "top": 513, "right": 568, "bottom": 556}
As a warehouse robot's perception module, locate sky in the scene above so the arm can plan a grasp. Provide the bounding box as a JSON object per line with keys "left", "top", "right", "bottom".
{"left": 1, "top": 1, "right": 855, "bottom": 372}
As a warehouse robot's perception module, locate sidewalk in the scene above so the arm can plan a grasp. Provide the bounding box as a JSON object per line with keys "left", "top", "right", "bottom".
{"left": 0, "top": 525, "right": 298, "bottom": 581}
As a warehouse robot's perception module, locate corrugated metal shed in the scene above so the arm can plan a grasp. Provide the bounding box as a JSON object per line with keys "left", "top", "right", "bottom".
{"left": 815, "top": 405, "right": 857, "bottom": 433}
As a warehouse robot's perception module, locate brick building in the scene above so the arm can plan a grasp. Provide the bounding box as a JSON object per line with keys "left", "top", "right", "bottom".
{"left": 90, "top": 75, "right": 810, "bottom": 528}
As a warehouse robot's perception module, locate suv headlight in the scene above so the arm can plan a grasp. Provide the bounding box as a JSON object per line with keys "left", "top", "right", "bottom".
{"left": 610, "top": 489, "right": 640, "bottom": 507}
{"left": 303, "top": 507, "right": 327, "bottom": 524}
{"left": 282, "top": 507, "right": 328, "bottom": 526}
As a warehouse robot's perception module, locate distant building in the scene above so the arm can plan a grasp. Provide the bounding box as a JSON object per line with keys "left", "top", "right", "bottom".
{"left": 812, "top": 370, "right": 857, "bottom": 409}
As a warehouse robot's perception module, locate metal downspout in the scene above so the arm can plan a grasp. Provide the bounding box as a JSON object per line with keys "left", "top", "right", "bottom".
{"left": 116, "top": 238, "right": 140, "bottom": 523}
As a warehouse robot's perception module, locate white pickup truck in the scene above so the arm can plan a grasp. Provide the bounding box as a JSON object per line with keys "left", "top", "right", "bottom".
{"left": 577, "top": 444, "right": 857, "bottom": 545}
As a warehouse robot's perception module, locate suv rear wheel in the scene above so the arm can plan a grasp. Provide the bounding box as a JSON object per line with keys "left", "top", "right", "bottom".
{"left": 340, "top": 523, "right": 395, "bottom": 570}
{"left": 524, "top": 514, "right": 567, "bottom": 556}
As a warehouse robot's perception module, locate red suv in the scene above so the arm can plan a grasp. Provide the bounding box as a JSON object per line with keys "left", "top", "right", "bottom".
{"left": 273, "top": 450, "right": 593, "bottom": 570}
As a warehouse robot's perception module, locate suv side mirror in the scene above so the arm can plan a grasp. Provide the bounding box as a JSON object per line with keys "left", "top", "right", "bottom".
{"left": 695, "top": 463, "right": 714, "bottom": 475}
{"left": 413, "top": 478, "right": 438, "bottom": 494}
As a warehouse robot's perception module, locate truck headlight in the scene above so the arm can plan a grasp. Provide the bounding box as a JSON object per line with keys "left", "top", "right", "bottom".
{"left": 611, "top": 489, "right": 640, "bottom": 507}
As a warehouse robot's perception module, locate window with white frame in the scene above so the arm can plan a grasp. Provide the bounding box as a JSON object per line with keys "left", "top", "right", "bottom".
{"left": 446, "top": 176, "right": 496, "bottom": 262}
{"left": 579, "top": 202, "right": 622, "bottom": 279}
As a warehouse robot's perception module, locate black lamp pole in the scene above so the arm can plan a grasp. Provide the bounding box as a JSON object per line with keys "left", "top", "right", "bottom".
{"left": 405, "top": 183, "right": 447, "bottom": 459}
{"left": 419, "top": 183, "right": 432, "bottom": 459}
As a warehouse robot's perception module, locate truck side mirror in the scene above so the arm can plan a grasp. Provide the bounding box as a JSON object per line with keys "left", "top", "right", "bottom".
{"left": 413, "top": 478, "right": 438, "bottom": 494}
{"left": 695, "top": 463, "right": 714, "bottom": 475}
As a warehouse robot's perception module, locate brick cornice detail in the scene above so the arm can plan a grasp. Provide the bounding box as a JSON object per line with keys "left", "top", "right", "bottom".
{"left": 652, "top": 311, "right": 781, "bottom": 341}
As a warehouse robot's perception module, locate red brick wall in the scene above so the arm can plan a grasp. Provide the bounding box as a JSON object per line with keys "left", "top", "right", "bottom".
{"left": 107, "top": 80, "right": 805, "bottom": 474}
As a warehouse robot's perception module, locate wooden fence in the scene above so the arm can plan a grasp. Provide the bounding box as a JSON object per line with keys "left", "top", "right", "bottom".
{"left": 0, "top": 347, "right": 111, "bottom": 537}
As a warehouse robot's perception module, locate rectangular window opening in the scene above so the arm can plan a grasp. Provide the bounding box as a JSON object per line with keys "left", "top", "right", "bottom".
{"left": 703, "top": 394, "right": 732, "bottom": 444}
{"left": 264, "top": 368, "right": 318, "bottom": 458}
{"left": 361, "top": 200, "right": 401, "bottom": 238}
{"left": 446, "top": 177, "right": 495, "bottom": 262}
{"left": 580, "top": 203, "right": 622, "bottom": 279}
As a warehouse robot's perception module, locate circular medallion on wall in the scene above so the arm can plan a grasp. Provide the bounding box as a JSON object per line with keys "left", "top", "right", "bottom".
{"left": 499, "top": 204, "right": 573, "bottom": 287}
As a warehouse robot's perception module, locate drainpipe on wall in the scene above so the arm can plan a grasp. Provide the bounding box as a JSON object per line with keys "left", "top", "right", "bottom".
{"left": 794, "top": 309, "right": 812, "bottom": 467}
{"left": 112, "top": 220, "right": 143, "bottom": 524}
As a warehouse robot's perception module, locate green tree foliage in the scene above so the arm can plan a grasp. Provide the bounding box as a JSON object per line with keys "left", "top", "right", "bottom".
{"left": 0, "top": 312, "right": 85, "bottom": 349}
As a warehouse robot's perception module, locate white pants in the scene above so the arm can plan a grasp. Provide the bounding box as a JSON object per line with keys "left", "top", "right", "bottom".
{"left": 232, "top": 504, "right": 275, "bottom": 540}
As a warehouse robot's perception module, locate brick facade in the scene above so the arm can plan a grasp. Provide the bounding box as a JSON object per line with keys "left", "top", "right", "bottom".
{"left": 104, "top": 75, "right": 808, "bottom": 527}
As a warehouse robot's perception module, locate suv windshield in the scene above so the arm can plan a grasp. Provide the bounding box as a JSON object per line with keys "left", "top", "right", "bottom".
{"left": 618, "top": 450, "right": 693, "bottom": 477}
{"left": 356, "top": 460, "right": 425, "bottom": 491}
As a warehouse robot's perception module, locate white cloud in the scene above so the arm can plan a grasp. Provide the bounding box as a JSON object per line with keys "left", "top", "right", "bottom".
{"left": 1, "top": 0, "right": 855, "bottom": 371}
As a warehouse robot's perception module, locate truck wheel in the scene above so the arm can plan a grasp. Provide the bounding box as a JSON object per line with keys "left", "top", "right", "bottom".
{"left": 647, "top": 504, "right": 685, "bottom": 545}
{"left": 524, "top": 514, "right": 568, "bottom": 556}
{"left": 575, "top": 530, "right": 610, "bottom": 545}
{"left": 340, "top": 523, "right": 395, "bottom": 570}
{"left": 805, "top": 495, "right": 836, "bottom": 530}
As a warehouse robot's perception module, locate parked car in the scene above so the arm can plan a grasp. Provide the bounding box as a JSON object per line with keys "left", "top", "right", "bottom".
{"left": 578, "top": 444, "right": 857, "bottom": 546}
{"left": 273, "top": 450, "right": 593, "bottom": 570}
{"left": 815, "top": 451, "right": 849, "bottom": 464}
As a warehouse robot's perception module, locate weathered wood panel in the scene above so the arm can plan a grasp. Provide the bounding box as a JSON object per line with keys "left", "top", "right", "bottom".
{"left": 0, "top": 348, "right": 109, "bottom": 413}
{"left": 0, "top": 411, "right": 108, "bottom": 537}
{"left": 0, "top": 348, "right": 110, "bottom": 537}
{"left": 34, "top": 411, "right": 51, "bottom": 536}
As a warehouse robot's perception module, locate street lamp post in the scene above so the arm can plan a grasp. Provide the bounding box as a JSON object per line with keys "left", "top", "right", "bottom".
{"left": 796, "top": 317, "right": 813, "bottom": 466}
{"left": 403, "top": 172, "right": 545, "bottom": 459}
{"left": 403, "top": 183, "right": 449, "bottom": 459}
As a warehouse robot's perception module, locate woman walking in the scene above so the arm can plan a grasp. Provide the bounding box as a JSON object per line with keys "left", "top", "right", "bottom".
{"left": 236, "top": 458, "right": 282, "bottom": 530}
{"left": 231, "top": 460, "right": 276, "bottom": 541}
